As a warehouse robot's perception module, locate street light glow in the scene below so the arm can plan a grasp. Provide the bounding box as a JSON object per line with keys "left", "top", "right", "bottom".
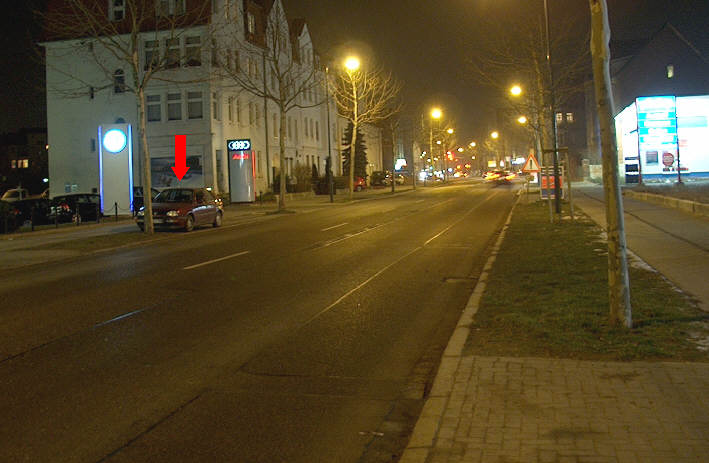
{"left": 431, "top": 108, "right": 442, "bottom": 120}
{"left": 491, "top": 131, "right": 499, "bottom": 139}
{"left": 469, "top": 141, "right": 476, "bottom": 148}
{"left": 344, "top": 56, "right": 361, "bottom": 72}
{"left": 510, "top": 85, "right": 522, "bottom": 96}
{"left": 436, "top": 140, "right": 442, "bottom": 145}
{"left": 446, "top": 128, "right": 454, "bottom": 134}
{"left": 457, "top": 147, "right": 464, "bottom": 152}
{"left": 517, "top": 115, "right": 528, "bottom": 124}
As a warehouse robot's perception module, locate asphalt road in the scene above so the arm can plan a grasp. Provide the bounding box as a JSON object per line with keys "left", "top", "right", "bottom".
{"left": 0, "top": 181, "right": 517, "bottom": 463}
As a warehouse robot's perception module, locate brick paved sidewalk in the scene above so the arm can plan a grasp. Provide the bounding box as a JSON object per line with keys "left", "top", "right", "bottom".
{"left": 401, "top": 355, "right": 709, "bottom": 463}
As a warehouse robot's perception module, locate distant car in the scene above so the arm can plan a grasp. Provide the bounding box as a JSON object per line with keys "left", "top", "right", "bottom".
{"left": 370, "top": 171, "right": 388, "bottom": 187}
{"left": 50, "top": 193, "right": 102, "bottom": 223}
{"left": 131, "top": 187, "right": 160, "bottom": 215}
{"left": 485, "top": 170, "right": 516, "bottom": 184}
{"left": 1, "top": 188, "right": 29, "bottom": 202}
{"left": 354, "top": 177, "right": 367, "bottom": 192}
{"left": 136, "top": 187, "right": 223, "bottom": 232}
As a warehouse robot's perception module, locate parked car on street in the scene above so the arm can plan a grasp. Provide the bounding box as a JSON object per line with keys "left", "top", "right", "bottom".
{"left": 354, "top": 177, "right": 367, "bottom": 192}
{"left": 12, "top": 198, "right": 52, "bottom": 226}
{"left": 0, "top": 200, "right": 19, "bottom": 233}
{"left": 135, "top": 187, "right": 223, "bottom": 232}
{"left": 1, "top": 188, "right": 29, "bottom": 202}
{"left": 49, "top": 193, "right": 102, "bottom": 223}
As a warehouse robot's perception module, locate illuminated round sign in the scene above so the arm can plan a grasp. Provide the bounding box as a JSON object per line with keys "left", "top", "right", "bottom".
{"left": 227, "top": 139, "right": 251, "bottom": 151}
{"left": 103, "top": 129, "right": 127, "bottom": 153}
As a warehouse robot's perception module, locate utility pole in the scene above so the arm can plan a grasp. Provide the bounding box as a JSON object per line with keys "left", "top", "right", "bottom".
{"left": 325, "top": 66, "right": 334, "bottom": 202}
{"left": 589, "top": 0, "right": 632, "bottom": 328}
{"left": 262, "top": 51, "right": 271, "bottom": 189}
{"left": 543, "top": 0, "right": 562, "bottom": 214}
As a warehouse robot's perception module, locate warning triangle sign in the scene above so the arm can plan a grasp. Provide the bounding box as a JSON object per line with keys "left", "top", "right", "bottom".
{"left": 522, "top": 153, "right": 540, "bottom": 172}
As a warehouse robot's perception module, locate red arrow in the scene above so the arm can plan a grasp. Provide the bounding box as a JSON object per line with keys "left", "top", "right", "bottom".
{"left": 172, "top": 134, "right": 190, "bottom": 180}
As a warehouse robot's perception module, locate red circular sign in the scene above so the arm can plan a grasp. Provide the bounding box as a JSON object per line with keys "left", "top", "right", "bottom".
{"left": 662, "top": 152, "right": 675, "bottom": 167}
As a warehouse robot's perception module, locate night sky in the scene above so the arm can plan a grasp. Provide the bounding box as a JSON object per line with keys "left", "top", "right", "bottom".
{"left": 2, "top": 0, "right": 708, "bottom": 141}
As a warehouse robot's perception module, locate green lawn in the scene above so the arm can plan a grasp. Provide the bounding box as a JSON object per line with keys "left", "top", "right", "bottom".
{"left": 464, "top": 198, "right": 709, "bottom": 361}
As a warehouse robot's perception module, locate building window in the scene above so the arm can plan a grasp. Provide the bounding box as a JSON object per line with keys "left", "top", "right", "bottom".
{"left": 110, "top": 0, "right": 125, "bottom": 21}
{"left": 273, "top": 113, "right": 278, "bottom": 137}
{"left": 113, "top": 69, "right": 125, "bottom": 94}
{"left": 310, "top": 119, "right": 314, "bottom": 139}
{"left": 247, "top": 12, "right": 256, "bottom": 35}
{"left": 236, "top": 98, "right": 241, "bottom": 123}
{"left": 555, "top": 112, "right": 563, "bottom": 124}
{"left": 255, "top": 104, "right": 260, "bottom": 128}
{"left": 147, "top": 94, "right": 161, "bottom": 121}
{"left": 257, "top": 150, "right": 262, "bottom": 173}
{"left": 167, "top": 92, "right": 182, "bottom": 120}
{"left": 233, "top": 50, "right": 240, "bottom": 72}
{"left": 188, "top": 91, "right": 203, "bottom": 119}
{"left": 294, "top": 119, "right": 298, "bottom": 142}
{"left": 165, "top": 38, "right": 180, "bottom": 68}
{"left": 228, "top": 96, "right": 234, "bottom": 122}
{"left": 211, "top": 39, "right": 218, "bottom": 67}
{"left": 144, "top": 40, "right": 159, "bottom": 70}
{"left": 248, "top": 102, "right": 254, "bottom": 125}
{"left": 667, "top": 64, "right": 674, "bottom": 79}
{"left": 315, "top": 121, "right": 319, "bottom": 141}
{"left": 157, "top": 0, "right": 185, "bottom": 16}
{"left": 288, "top": 116, "right": 292, "bottom": 139}
{"left": 566, "top": 112, "right": 574, "bottom": 123}
{"left": 212, "top": 92, "right": 220, "bottom": 120}
{"left": 304, "top": 117, "right": 309, "bottom": 137}
{"left": 185, "top": 36, "right": 201, "bottom": 67}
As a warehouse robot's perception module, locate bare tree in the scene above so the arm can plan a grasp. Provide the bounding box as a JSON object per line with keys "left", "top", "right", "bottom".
{"left": 330, "top": 63, "right": 401, "bottom": 199}
{"left": 464, "top": 3, "right": 589, "bottom": 166}
{"left": 589, "top": 0, "right": 632, "bottom": 328}
{"left": 214, "top": 2, "right": 324, "bottom": 211}
{"left": 41, "top": 0, "right": 211, "bottom": 234}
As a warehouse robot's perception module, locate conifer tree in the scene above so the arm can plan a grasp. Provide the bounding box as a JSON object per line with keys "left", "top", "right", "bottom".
{"left": 341, "top": 122, "right": 368, "bottom": 180}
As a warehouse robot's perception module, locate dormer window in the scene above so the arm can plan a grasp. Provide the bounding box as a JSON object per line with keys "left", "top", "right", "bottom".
{"left": 247, "top": 12, "right": 256, "bottom": 35}
{"left": 667, "top": 64, "right": 675, "bottom": 79}
{"left": 110, "top": 0, "right": 125, "bottom": 21}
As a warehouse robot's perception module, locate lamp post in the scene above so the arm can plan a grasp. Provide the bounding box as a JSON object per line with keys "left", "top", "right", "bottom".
{"left": 490, "top": 131, "right": 500, "bottom": 168}
{"left": 344, "top": 56, "right": 360, "bottom": 199}
{"left": 430, "top": 108, "right": 442, "bottom": 184}
{"left": 325, "top": 65, "right": 334, "bottom": 202}
{"left": 543, "top": 0, "right": 562, "bottom": 213}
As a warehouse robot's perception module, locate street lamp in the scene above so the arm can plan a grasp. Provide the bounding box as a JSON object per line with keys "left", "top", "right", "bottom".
{"left": 344, "top": 56, "right": 360, "bottom": 72}
{"left": 510, "top": 84, "right": 522, "bottom": 96}
{"left": 490, "top": 131, "right": 499, "bottom": 139}
{"left": 429, "top": 108, "right": 443, "bottom": 183}
{"left": 446, "top": 128, "right": 454, "bottom": 135}
{"left": 542, "top": 0, "right": 561, "bottom": 213}
{"left": 517, "top": 115, "right": 528, "bottom": 125}
{"left": 344, "top": 55, "right": 361, "bottom": 199}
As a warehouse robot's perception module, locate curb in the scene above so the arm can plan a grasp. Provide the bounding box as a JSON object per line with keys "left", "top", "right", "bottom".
{"left": 398, "top": 192, "right": 520, "bottom": 463}
{"left": 624, "top": 190, "right": 709, "bottom": 218}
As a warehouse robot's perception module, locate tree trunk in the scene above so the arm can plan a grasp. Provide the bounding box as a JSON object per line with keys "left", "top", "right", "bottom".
{"left": 136, "top": 87, "right": 154, "bottom": 234}
{"left": 589, "top": 0, "right": 632, "bottom": 328}
{"left": 349, "top": 79, "right": 358, "bottom": 200}
{"left": 279, "top": 107, "right": 287, "bottom": 211}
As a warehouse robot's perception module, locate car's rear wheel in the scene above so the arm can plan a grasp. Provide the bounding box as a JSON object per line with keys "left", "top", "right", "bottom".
{"left": 185, "top": 214, "right": 195, "bottom": 232}
{"left": 213, "top": 211, "right": 222, "bottom": 228}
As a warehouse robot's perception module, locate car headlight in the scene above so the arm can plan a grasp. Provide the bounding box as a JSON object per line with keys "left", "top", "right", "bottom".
{"left": 166, "top": 210, "right": 179, "bottom": 217}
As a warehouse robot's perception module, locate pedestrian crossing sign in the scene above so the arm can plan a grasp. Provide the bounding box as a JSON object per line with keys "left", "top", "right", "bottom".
{"left": 522, "top": 153, "right": 540, "bottom": 172}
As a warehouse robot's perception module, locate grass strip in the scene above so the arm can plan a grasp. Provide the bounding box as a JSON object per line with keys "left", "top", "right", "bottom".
{"left": 464, "top": 199, "right": 709, "bottom": 361}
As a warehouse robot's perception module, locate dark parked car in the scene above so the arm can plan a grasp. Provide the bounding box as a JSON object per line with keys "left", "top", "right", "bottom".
{"left": 50, "top": 193, "right": 102, "bottom": 223}
{"left": 12, "top": 198, "right": 52, "bottom": 226}
{"left": 0, "top": 200, "right": 19, "bottom": 233}
{"left": 132, "top": 187, "right": 160, "bottom": 215}
{"left": 135, "top": 187, "right": 223, "bottom": 232}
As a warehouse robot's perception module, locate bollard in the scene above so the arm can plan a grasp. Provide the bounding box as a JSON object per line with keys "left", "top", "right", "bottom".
{"left": 96, "top": 202, "right": 100, "bottom": 223}
{"left": 115, "top": 202, "right": 118, "bottom": 222}
{"left": 31, "top": 205, "right": 35, "bottom": 232}
{"left": 259, "top": 191, "right": 263, "bottom": 205}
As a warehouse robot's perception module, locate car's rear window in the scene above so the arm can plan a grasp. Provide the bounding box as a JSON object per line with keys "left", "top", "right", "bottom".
{"left": 155, "top": 189, "right": 193, "bottom": 203}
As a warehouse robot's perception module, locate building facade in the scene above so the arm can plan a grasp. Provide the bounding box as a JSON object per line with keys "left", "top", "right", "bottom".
{"left": 44, "top": 0, "right": 381, "bottom": 207}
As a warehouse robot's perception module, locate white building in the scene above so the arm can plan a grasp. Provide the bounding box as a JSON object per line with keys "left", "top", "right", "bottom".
{"left": 43, "top": 0, "right": 381, "bottom": 207}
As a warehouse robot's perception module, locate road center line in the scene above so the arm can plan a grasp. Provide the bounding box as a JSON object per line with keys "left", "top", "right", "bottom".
{"left": 95, "top": 308, "right": 146, "bottom": 327}
{"left": 303, "top": 246, "right": 423, "bottom": 327}
{"left": 321, "top": 222, "right": 348, "bottom": 231}
{"left": 183, "top": 251, "right": 250, "bottom": 270}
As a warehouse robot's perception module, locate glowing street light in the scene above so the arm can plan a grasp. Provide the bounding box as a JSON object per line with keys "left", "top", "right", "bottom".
{"left": 510, "top": 84, "right": 523, "bottom": 96}
{"left": 469, "top": 141, "right": 476, "bottom": 148}
{"left": 436, "top": 140, "right": 442, "bottom": 145}
{"left": 517, "top": 115, "right": 528, "bottom": 124}
{"left": 431, "top": 108, "right": 442, "bottom": 120}
{"left": 457, "top": 147, "right": 464, "bottom": 152}
{"left": 446, "top": 128, "right": 454, "bottom": 134}
{"left": 344, "top": 56, "right": 361, "bottom": 72}
{"left": 490, "top": 131, "right": 499, "bottom": 139}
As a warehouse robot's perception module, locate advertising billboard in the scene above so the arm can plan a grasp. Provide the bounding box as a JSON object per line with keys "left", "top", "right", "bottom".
{"left": 98, "top": 124, "right": 133, "bottom": 213}
{"left": 227, "top": 139, "right": 255, "bottom": 203}
{"left": 151, "top": 155, "right": 204, "bottom": 188}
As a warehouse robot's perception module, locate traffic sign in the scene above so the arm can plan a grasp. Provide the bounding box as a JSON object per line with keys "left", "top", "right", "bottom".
{"left": 522, "top": 153, "right": 540, "bottom": 172}
{"left": 662, "top": 152, "right": 674, "bottom": 167}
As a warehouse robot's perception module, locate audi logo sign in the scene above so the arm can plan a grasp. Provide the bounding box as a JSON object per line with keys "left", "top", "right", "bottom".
{"left": 227, "top": 139, "right": 251, "bottom": 152}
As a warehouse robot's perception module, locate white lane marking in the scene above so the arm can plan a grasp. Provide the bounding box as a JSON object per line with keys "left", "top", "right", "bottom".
{"left": 303, "top": 246, "right": 423, "bottom": 326}
{"left": 424, "top": 191, "right": 499, "bottom": 245}
{"left": 321, "top": 222, "right": 348, "bottom": 232}
{"left": 415, "top": 199, "right": 425, "bottom": 203}
{"left": 95, "top": 308, "right": 146, "bottom": 327}
{"left": 183, "top": 251, "right": 250, "bottom": 270}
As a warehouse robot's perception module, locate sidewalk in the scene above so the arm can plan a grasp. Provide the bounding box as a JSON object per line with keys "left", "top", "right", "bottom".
{"left": 400, "top": 188, "right": 709, "bottom": 463}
